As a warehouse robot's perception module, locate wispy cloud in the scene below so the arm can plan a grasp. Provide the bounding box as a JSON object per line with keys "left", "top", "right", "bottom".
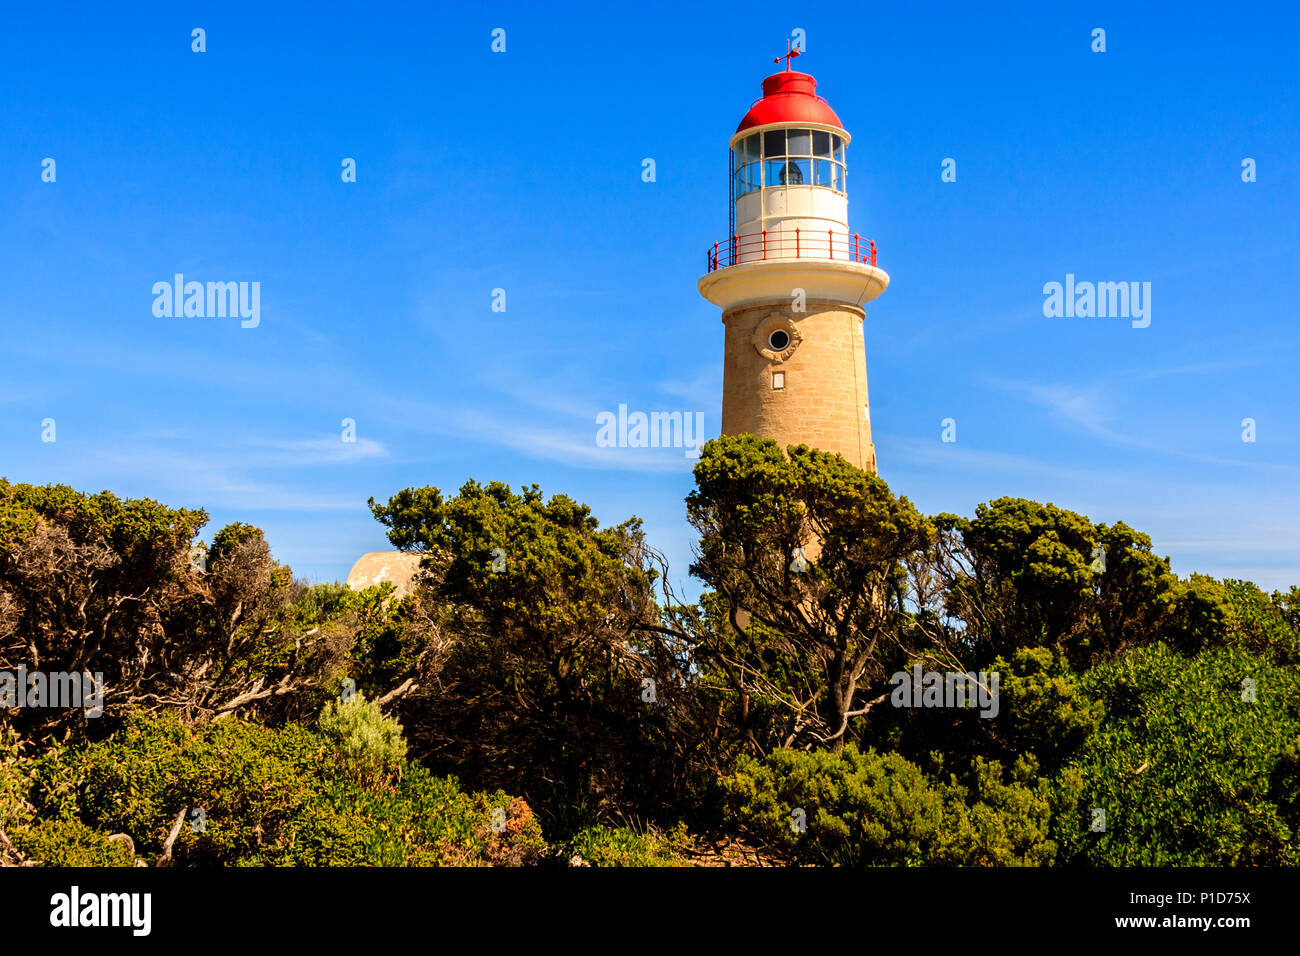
{"left": 656, "top": 365, "right": 722, "bottom": 408}
{"left": 884, "top": 434, "right": 1116, "bottom": 483}
{"left": 1136, "top": 358, "right": 1262, "bottom": 381}
{"left": 371, "top": 368, "right": 712, "bottom": 475}
{"left": 59, "top": 443, "right": 361, "bottom": 512}
{"left": 992, "top": 380, "right": 1113, "bottom": 436}
{"left": 424, "top": 406, "right": 700, "bottom": 473}
{"left": 987, "top": 362, "right": 1300, "bottom": 472}
{"left": 40, "top": 428, "right": 389, "bottom": 513}
{"left": 250, "top": 436, "right": 388, "bottom": 467}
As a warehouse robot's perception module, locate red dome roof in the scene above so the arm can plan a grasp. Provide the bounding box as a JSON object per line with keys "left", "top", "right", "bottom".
{"left": 735, "top": 70, "right": 843, "bottom": 134}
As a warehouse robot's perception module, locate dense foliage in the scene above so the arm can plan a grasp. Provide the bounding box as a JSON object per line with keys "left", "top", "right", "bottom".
{"left": 367, "top": 480, "right": 704, "bottom": 827}
{"left": 3, "top": 713, "right": 545, "bottom": 866}
{"left": 2, "top": 437, "right": 1297, "bottom": 866}
{"left": 721, "top": 745, "right": 1057, "bottom": 866}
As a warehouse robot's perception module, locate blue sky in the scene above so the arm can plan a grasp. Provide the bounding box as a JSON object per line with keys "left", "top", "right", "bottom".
{"left": 2, "top": 1, "right": 1298, "bottom": 593}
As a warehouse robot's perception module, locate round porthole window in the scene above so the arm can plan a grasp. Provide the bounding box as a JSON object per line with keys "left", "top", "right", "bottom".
{"left": 751, "top": 314, "right": 803, "bottom": 362}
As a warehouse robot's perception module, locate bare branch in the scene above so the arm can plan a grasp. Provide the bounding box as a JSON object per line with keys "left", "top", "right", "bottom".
{"left": 155, "top": 809, "right": 187, "bottom": 867}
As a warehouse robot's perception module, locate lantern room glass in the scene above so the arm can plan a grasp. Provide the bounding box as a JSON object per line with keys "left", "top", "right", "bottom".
{"left": 730, "top": 128, "right": 847, "bottom": 200}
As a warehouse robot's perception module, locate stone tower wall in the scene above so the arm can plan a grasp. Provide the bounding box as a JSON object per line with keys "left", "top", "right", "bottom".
{"left": 720, "top": 299, "right": 876, "bottom": 473}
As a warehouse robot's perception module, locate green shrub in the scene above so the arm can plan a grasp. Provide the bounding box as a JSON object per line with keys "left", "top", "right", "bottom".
{"left": 991, "top": 647, "right": 1104, "bottom": 770}
{"left": 318, "top": 692, "right": 408, "bottom": 784}
{"left": 1052, "top": 642, "right": 1300, "bottom": 865}
{"left": 12, "top": 818, "right": 136, "bottom": 867}
{"left": 1270, "top": 737, "right": 1300, "bottom": 836}
{"left": 566, "top": 823, "right": 690, "bottom": 867}
{"left": 15, "top": 713, "right": 545, "bottom": 866}
{"left": 722, "top": 745, "right": 1056, "bottom": 866}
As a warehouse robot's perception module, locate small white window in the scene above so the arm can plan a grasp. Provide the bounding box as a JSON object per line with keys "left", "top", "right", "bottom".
{"left": 773, "top": 371, "right": 785, "bottom": 390}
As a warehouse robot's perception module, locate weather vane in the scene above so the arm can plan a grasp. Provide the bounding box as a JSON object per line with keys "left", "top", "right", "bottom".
{"left": 774, "top": 38, "right": 802, "bottom": 71}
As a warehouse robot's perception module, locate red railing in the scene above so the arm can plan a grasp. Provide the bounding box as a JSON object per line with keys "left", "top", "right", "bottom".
{"left": 707, "top": 229, "right": 877, "bottom": 272}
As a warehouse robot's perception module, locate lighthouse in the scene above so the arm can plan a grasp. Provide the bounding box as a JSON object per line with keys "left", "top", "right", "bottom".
{"left": 699, "top": 46, "right": 888, "bottom": 473}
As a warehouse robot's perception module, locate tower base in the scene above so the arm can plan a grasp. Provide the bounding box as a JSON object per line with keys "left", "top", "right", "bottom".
{"left": 720, "top": 300, "right": 876, "bottom": 474}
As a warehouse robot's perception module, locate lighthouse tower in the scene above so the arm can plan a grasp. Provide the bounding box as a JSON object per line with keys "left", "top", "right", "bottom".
{"left": 699, "top": 48, "right": 888, "bottom": 473}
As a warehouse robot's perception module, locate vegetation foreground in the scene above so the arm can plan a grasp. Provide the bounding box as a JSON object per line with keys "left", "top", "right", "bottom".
{"left": 2, "top": 436, "right": 1298, "bottom": 867}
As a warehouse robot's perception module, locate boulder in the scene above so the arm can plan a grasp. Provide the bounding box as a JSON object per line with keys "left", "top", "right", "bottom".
{"left": 344, "top": 551, "right": 425, "bottom": 598}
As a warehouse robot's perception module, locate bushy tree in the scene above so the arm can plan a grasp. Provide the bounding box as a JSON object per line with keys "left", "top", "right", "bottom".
{"left": 0, "top": 480, "right": 206, "bottom": 738}
{"left": 932, "top": 499, "right": 1178, "bottom": 667}
{"left": 0, "top": 480, "right": 435, "bottom": 745}
{"left": 369, "top": 480, "right": 699, "bottom": 826}
{"left": 684, "top": 435, "right": 937, "bottom": 753}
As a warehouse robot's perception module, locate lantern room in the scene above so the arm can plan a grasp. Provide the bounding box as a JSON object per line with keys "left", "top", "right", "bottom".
{"left": 722, "top": 57, "right": 852, "bottom": 267}
{"left": 700, "top": 49, "right": 886, "bottom": 314}
{"left": 718, "top": 57, "right": 862, "bottom": 270}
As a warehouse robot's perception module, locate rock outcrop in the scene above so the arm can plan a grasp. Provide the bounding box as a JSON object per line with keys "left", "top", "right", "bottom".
{"left": 344, "top": 551, "right": 425, "bottom": 598}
